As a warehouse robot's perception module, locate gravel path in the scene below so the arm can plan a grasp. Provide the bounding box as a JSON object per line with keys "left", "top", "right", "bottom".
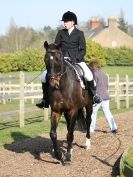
{"left": 0, "top": 111, "right": 133, "bottom": 177}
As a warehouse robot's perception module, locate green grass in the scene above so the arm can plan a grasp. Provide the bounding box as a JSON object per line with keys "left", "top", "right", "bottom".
{"left": 1, "top": 66, "right": 133, "bottom": 78}
{"left": 0, "top": 118, "right": 49, "bottom": 146}
{"left": 0, "top": 107, "right": 66, "bottom": 147}
{"left": 0, "top": 99, "right": 133, "bottom": 147}
{"left": 0, "top": 100, "right": 32, "bottom": 112}
{"left": 123, "top": 147, "right": 133, "bottom": 168}
{"left": 102, "top": 66, "right": 133, "bottom": 77}
{"left": 120, "top": 146, "right": 133, "bottom": 177}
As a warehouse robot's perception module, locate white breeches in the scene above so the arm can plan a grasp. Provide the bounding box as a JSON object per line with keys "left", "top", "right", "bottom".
{"left": 77, "top": 62, "right": 93, "bottom": 81}
{"left": 41, "top": 70, "right": 47, "bottom": 83}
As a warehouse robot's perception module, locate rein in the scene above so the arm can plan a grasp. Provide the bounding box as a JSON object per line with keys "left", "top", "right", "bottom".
{"left": 50, "top": 59, "right": 76, "bottom": 82}
{"left": 50, "top": 60, "right": 78, "bottom": 84}
{"left": 49, "top": 61, "right": 67, "bottom": 89}
{"left": 50, "top": 69, "right": 67, "bottom": 81}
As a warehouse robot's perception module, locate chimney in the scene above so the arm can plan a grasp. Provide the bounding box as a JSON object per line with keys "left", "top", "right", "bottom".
{"left": 90, "top": 17, "right": 100, "bottom": 29}
{"left": 108, "top": 16, "right": 117, "bottom": 28}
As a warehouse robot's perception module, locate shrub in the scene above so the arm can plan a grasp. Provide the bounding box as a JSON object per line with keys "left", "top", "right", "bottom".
{"left": 0, "top": 48, "right": 45, "bottom": 73}
{"left": 105, "top": 47, "right": 133, "bottom": 66}
{"left": 86, "top": 39, "right": 106, "bottom": 66}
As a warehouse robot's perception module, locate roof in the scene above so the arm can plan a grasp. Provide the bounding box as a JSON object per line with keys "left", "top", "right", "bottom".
{"left": 86, "top": 17, "right": 133, "bottom": 49}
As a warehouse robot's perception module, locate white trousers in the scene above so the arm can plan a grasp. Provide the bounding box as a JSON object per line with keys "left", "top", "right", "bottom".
{"left": 41, "top": 61, "right": 94, "bottom": 84}
{"left": 90, "top": 100, "right": 117, "bottom": 131}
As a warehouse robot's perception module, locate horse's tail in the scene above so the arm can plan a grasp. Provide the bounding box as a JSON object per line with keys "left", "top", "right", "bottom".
{"left": 76, "top": 109, "right": 87, "bottom": 132}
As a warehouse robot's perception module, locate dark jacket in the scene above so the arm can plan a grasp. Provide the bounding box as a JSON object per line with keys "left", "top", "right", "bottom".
{"left": 55, "top": 28, "right": 86, "bottom": 63}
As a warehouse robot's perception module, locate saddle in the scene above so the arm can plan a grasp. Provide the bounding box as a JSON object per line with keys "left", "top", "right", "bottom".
{"left": 74, "top": 64, "right": 86, "bottom": 89}
{"left": 65, "top": 59, "right": 86, "bottom": 89}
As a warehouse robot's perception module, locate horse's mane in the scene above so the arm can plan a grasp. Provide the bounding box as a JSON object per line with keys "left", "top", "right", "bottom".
{"left": 47, "top": 43, "right": 60, "bottom": 51}
{"left": 64, "top": 60, "right": 78, "bottom": 80}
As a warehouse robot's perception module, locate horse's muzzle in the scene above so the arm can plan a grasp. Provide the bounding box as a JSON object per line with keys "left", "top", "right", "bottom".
{"left": 49, "top": 78, "right": 59, "bottom": 89}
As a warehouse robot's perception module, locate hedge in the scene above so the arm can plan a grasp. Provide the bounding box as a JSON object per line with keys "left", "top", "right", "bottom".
{"left": 105, "top": 47, "right": 133, "bottom": 66}
{"left": 0, "top": 48, "right": 45, "bottom": 73}
{"left": 0, "top": 41, "right": 133, "bottom": 73}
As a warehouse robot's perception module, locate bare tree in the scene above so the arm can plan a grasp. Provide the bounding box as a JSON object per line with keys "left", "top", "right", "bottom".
{"left": 117, "top": 9, "right": 128, "bottom": 33}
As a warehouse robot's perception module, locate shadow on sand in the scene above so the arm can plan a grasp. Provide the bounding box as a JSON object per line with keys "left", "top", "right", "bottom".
{"left": 4, "top": 131, "right": 64, "bottom": 164}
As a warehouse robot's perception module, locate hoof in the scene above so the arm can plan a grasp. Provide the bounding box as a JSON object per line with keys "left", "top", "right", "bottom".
{"left": 84, "top": 138, "right": 91, "bottom": 150}
{"left": 61, "top": 152, "right": 72, "bottom": 165}
{"left": 62, "top": 159, "right": 71, "bottom": 166}
{"left": 85, "top": 145, "right": 91, "bottom": 150}
{"left": 54, "top": 150, "right": 63, "bottom": 161}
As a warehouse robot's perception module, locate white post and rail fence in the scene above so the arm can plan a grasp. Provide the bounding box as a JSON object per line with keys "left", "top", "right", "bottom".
{"left": 0, "top": 71, "right": 133, "bottom": 127}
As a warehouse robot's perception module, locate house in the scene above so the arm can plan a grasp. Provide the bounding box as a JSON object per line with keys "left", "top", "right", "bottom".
{"left": 87, "top": 16, "right": 133, "bottom": 49}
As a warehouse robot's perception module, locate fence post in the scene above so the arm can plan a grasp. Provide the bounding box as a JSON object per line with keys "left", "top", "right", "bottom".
{"left": 31, "top": 82, "right": 34, "bottom": 104}
{"left": 116, "top": 74, "right": 120, "bottom": 109}
{"left": 2, "top": 83, "right": 6, "bottom": 104}
{"left": 19, "top": 71, "right": 25, "bottom": 127}
{"left": 125, "top": 75, "right": 129, "bottom": 108}
{"left": 44, "top": 108, "right": 49, "bottom": 120}
{"left": 0, "top": 73, "right": 1, "bottom": 103}
{"left": 8, "top": 75, "right": 12, "bottom": 103}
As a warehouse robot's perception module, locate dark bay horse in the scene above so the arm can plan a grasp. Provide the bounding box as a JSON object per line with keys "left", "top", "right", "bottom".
{"left": 44, "top": 41, "right": 93, "bottom": 164}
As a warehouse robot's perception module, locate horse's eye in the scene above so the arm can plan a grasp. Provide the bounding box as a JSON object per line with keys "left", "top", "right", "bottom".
{"left": 50, "top": 56, "right": 54, "bottom": 60}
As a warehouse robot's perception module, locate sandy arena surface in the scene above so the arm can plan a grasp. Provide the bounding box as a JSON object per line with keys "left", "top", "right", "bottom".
{"left": 0, "top": 111, "right": 133, "bottom": 177}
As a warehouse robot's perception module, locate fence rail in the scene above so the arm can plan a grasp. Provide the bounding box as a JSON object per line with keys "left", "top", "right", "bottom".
{"left": 0, "top": 73, "right": 133, "bottom": 104}
{"left": 0, "top": 72, "right": 133, "bottom": 127}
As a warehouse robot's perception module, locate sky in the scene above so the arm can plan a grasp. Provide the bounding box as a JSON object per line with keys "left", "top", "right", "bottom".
{"left": 0, "top": 0, "right": 133, "bottom": 35}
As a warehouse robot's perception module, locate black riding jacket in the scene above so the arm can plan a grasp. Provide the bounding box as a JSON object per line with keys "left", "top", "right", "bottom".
{"left": 55, "top": 27, "right": 86, "bottom": 63}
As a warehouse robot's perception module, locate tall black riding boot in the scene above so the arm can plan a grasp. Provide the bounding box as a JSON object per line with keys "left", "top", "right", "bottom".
{"left": 36, "top": 82, "right": 49, "bottom": 109}
{"left": 87, "top": 80, "right": 101, "bottom": 104}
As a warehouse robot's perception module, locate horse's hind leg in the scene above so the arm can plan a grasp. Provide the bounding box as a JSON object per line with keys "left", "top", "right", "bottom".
{"left": 50, "top": 112, "right": 62, "bottom": 160}
{"left": 84, "top": 107, "right": 92, "bottom": 150}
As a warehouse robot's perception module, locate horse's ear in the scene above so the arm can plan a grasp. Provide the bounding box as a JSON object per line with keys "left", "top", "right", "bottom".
{"left": 44, "top": 41, "right": 48, "bottom": 49}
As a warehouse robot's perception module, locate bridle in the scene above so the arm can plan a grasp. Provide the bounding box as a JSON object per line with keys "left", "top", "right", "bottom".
{"left": 45, "top": 49, "right": 66, "bottom": 88}
{"left": 50, "top": 70, "right": 67, "bottom": 81}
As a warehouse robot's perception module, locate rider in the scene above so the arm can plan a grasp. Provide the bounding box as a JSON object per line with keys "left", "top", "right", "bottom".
{"left": 36, "top": 11, "right": 101, "bottom": 109}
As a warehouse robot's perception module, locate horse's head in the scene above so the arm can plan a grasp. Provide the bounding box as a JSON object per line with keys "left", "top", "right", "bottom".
{"left": 44, "top": 41, "right": 64, "bottom": 88}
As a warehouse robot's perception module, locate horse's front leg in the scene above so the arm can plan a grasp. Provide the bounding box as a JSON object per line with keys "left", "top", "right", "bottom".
{"left": 50, "top": 112, "right": 62, "bottom": 160}
{"left": 64, "top": 114, "right": 77, "bottom": 165}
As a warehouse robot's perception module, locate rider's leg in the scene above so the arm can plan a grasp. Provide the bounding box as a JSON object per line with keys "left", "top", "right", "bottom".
{"left": 78, "top": 62, "right": 101, "bottom": 104}
{"left": 36, "top": 70, "right": 49, "bottom": 108}
{"left": 86, "top": 80, "right": 101, "bottom": 104}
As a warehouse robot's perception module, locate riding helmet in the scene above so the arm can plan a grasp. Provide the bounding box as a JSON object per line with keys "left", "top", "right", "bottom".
{"left": 61, "top": 11, "right": 77, "bottom": 24}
